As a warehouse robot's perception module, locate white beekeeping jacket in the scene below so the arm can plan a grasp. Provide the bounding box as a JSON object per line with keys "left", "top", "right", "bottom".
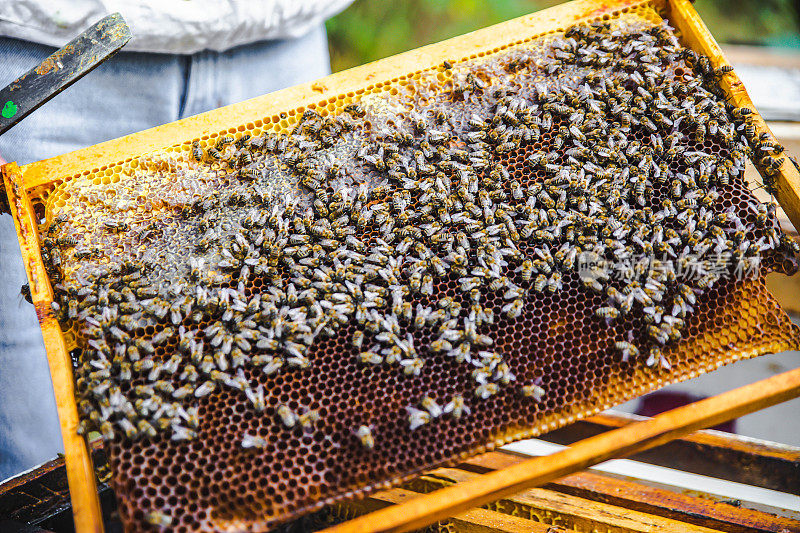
{"left": 0, "top": 0, "right": 353, "bottom": 54}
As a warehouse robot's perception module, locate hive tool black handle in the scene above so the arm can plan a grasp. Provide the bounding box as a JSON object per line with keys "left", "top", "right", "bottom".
{"left": 0, "top": 12, "right": 131, "bottom": 136}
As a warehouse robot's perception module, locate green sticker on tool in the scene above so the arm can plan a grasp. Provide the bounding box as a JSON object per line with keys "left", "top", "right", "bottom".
{"left": 2, "top": 100, "right": 18, "bottom": 119}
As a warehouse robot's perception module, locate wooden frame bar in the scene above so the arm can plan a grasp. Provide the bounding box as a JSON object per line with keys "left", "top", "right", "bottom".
{"left": 406, "top": 469, "right": 733, "bottom": 533}
{"left": 1, "top": 163, "right": 103, "bottom": 533}
{"left": 332, "top": 488, "right": 567, "bottom": 533}
{"left": 666, "top": 0, "right": 800, "bottom": 229}
{"left": 460, "top": 456, "right": 800, "bottom": 533}
{"left": 538, "top": 411, "right": 800, "bottom": 494}
{"left": 2, "top": 0, "right": 800, "bottom": 531}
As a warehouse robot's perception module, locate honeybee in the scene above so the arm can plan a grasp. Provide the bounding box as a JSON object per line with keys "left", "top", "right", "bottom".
{"left": 547, "top": 272, "right": 563, "bottom": 293}
{"left": 714, "top": 64, "right": 734, "bottom": 76}
{"left": 354, "top": 425, "right": 375, "bottom": 449}
{"left": 241, "top": 433, "right": 268, "bottom": 449}
{"left": 236, "top": 151, "right": 253, "bottom": 167}
{"left": 263, "top": 357, "right": 284, "bottom": 375}
{"left": 214, "top": 135, "right": 234, "bottom": 151}
{"left": 245, "top": 385, "right": 266, "bottom": 412}
{"left": 475, "top": 382, "right": 498, "bottom": 399}
{"left": 359, "top": 349, "right": 383, "bottom": 365}
{"left": 421, "top": 274, "right": 434, "bottom": 295}
{"left": 103, "top": 220, "right": 129, "bottom": 233}
{"left": 520, "top": 383, "right": 545, "bottom": 401}
{"left": 646, "top": 346, "right": 671, "bottom": 369}
{"left": 191, "top": 140, "right": 204, "bottom": 161}
{"left": 406, "top": 406, "right": 431, "bottom": 430}
{"left": 276, "top": 404, "right": 299, "bottom": 428}
{"left": 421, "top": 396, "right": 443, "bottom": 418}
{"left": 351, "top": 330, "right": 365, "bottom": 350}
{"left": 443, "top": 394, "right": 470, "bottom": 418}
{"left": 595, "top": 306, "right": 619, "bottom": 320}
{"left": 194, "top": 381, "right": 215, "bottom": 397}
{"left": 694, "top": 124, "right": 706, "bottom": 143}
{"left": 145, "top": 511, "right": 172, "bottom": 527}
{"left": 615, "top": 341, "right": 639, "bottom": 362}
{"left": 298, "top": 409, "right": 320, "bottom": 430}
{"left": 235, "top": 134, "right": 251, "bottom": 149}
{"left": 400, "top": 357, "right": 424, "bottom": 376}
{"left": 344, "top": 103, "right": 365, "bottom": 117}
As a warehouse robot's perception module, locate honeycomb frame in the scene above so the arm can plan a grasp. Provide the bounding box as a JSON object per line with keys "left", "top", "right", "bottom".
{"left": 3, "top": 0, "right": 800, "bottom": 531}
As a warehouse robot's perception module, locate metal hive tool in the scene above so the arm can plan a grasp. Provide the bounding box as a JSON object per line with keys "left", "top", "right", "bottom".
{"left": 4, "top": 0, "right": 800, "bottom": 532}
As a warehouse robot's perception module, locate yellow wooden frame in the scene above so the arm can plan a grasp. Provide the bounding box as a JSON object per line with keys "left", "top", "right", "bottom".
{"left": 2, "top": 0, "right": 800, "bottom": 531}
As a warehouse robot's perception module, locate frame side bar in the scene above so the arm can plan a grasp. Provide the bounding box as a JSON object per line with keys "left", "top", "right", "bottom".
{"left": 1, "top": 163, "right": 103, "bottom": 533}
{"left": 667, "top": 0, "right": 800, "bottom": 230}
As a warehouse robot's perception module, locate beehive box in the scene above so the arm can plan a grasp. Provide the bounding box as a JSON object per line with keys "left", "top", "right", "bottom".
{"left": 3, "top": 0, "right": 800, "bottom": 531}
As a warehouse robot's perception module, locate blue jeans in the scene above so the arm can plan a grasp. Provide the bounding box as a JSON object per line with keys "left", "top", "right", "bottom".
{"left": 0, "top": 25, "right": 331, "bottom": 482}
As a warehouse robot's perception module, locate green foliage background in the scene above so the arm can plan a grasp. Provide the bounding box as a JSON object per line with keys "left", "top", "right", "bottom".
{"left": 326, "top": 0, "right": 800, "bottom": 73}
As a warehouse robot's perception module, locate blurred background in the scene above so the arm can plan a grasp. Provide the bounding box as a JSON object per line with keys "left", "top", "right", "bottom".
{"left": 326, "top": 0, "right": 800, "bottom": 72}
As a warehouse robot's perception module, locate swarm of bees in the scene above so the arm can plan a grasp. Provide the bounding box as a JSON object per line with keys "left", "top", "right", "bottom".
{"left": 39, "top": 16, "right": 795, "bottom": 455}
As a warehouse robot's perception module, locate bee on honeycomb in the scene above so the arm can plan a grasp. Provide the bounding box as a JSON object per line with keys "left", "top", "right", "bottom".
{"left": 43, "top": 14, "right": 795, "bottom": 443}
{"left": 36, "top": 13, "right": 800, "bottom": 531}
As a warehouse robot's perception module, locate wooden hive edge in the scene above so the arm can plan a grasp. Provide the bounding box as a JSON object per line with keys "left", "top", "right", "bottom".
{"left": 666, "top": 0, "right": 800, "bottom": 229}
{"left": 1, "top": 162, "right": 103, "bottom": 533}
